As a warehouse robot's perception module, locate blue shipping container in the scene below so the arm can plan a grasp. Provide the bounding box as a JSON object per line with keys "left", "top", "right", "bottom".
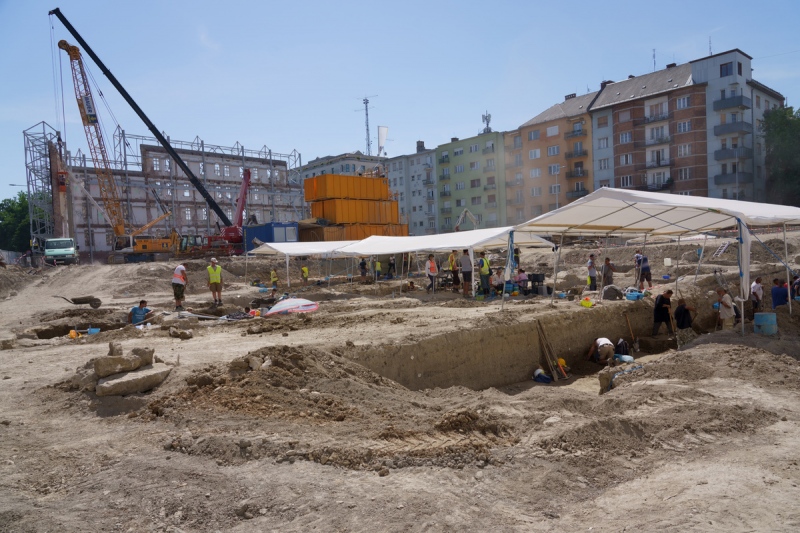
{"left": 243, "top": 223, "right": 299, "bottom": 252}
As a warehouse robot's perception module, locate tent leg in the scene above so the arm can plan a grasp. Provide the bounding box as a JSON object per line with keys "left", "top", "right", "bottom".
{"left": 469, "top": 248, "right": 476, "bottom": 298}
{"left": 245, "top": 251, "right": 248, "bottom": 282}
{"left": 598, "top": 235, "right": 608, "bottom": 301}
{"left": 285, "top": 255, "right": 290, "bottom": 289}
{"left": 785, "top": 223, "right": 792, "bottom": 316}
{"left": 550, "top": 234, "right": 564, "bottom": 306}
{"left": 694, "top": 235, "right": 707, "bottom": 284}
{"left": 675, "top": 235, "right": 681, "bottom": 296}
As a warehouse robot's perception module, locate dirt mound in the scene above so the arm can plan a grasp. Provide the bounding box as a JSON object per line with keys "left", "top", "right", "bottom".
{"left": 0, "top": 265, "right": 34, "bottom": 297}
{"left": 440, "top": 298, "right": 484, "bottom": 308}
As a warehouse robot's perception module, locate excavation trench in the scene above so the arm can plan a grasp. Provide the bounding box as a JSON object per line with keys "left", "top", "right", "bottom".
{"left": 347, "top": 303, "right": 678, "bottom": 391}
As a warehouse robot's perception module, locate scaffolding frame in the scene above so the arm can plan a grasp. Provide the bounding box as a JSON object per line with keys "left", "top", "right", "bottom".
{"left": 23, "top": 122, "right": 59, "bottom": 246}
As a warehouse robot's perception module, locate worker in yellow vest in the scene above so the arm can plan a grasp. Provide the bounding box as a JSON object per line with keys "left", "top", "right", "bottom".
{"left": 207, "top": 258, "right": 223, "bottom": 306}
{"left": 301, "top": 265, "right": 309, "bottom": 287}
{"left": 478, "top": 251, "right": 491, "bottom": 297}
{"left": 270, "top": 268, "right": 279, "bottom": 296}
{"left": 374, "top": 259, "right": 382, "bottom": 280}
{"left": 448, "top": 249, "right": 460, "bottom": 291}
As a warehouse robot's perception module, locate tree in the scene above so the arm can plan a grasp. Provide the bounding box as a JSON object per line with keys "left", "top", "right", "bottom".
{"left": 0, "top": 192, "right": 30, "bottom": 252}
{"left": 763, "top": 106, "right": 800, "bottom": 206}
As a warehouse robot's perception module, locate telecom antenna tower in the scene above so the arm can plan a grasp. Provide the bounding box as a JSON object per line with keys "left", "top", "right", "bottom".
{"left": 360, "top": 95, "right": 377, "bottom": 156}
{"left": 481, "top": 111, "right": 492, "bottom": 134}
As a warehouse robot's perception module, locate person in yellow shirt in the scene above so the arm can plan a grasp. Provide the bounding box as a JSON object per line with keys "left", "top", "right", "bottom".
{"left": 270, "top": 268, "right": 279, "bottom": 297}
{"left": 207, "top": 258, "right": 223, "bottom": 306}
{"left": 301, "top": 265, "right": 309, "bottom": 287}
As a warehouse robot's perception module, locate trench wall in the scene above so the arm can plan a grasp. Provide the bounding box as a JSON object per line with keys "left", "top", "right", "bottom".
{"left": 347, "top": 301, "right": 654, "bottom": 390}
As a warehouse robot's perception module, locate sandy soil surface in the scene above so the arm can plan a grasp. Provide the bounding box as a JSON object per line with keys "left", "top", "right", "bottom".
{"left": 1, "top": 235, "right": 799, "bottom": 532}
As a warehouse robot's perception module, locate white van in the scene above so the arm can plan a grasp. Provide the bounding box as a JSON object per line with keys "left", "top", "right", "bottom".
{"left": 43, "top": 238, "right": 80, "bottom": 265}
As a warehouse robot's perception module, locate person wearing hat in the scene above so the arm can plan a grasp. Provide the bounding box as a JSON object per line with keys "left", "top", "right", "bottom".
{"left": 207, "top": 258, "right": 223, "bottom": 307}
{"left": 586, "top": 253, "right": 598, "bottom": 291}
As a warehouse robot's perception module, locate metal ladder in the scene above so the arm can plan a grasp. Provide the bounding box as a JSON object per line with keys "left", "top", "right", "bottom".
{"left": 711, "top": 241, "right": 731, "bottom": 259}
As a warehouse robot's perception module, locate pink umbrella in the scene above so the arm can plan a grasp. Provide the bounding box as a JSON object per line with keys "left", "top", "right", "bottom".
{"left": 265, "top": 298, "right": 319, "bottom": 315}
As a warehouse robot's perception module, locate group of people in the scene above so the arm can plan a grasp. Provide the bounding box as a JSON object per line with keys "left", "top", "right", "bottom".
{"left": 651, "top": 286, "right": 738, "bottom": 337}
{"left": 358, "top": 256, "right": 397, "bottom": 282}
{"left": 753, "top": 276, "right": 799, "bottom": 310}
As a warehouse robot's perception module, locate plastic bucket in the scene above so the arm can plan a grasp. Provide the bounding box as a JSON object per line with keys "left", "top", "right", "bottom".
{"left": 87, "top": 327, "right": 100, "bottom": 335}
{"left": 754, "top": 313, "right": 777, "bottom": 335}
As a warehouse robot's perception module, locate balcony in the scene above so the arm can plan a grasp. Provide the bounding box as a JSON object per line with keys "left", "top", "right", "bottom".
{"left": 440, "top": 190, "right": 451, "bottom": 197}
{"left": 506, "top": 198, "right": 524, "bottom": 206}
{"left": 425, "top": 196, "right": 435, "bottom": 203}
{"left": 482, "top": 146, "right": 495, "bottom": 154}
{"left": 714, "top": 121, "right": 753, "bottom": 136}
{"left": 485, "top": 201, "right": 498, "bottom": 209}
{"left": 505, "top": 161, "right": 523, "bottom": 169}
{"left": 565, "top": 149, "right": 588, "bottom": 159}
{"left": 564, "top": 129, "right": 587, "bottom": 139}
{"left": 440, "top": 207, "right": 452, "bottom": 214}
{"left": 714, "top": 147, "right": 753, "bottom": 161}
{"left": 426, "top": 212, "right": 436, "bottom": 218}
{"left": 714, "top": 172, "right": 754, "bottom": 186}
{"left": 644, "top": 159, "right": 673, "bottom": 169}
{"left": 505, "top": 143, "right": 523, "bottom": 151}
{"left": 438, "top": 156, "right": 450, "bottom": 164}
{"left": 505, "top": 180, "right": 524, "bottom": 188}
{"left": 633, "top": 178, "right": 674, "bottom": 191}
{"left": 484, "top": 183, "right": 497, "bottom": 190}
{"left": 713, "top": 94, "right": 752, "bottom": 112}
{"left": 566, "top": 189, "right": 590, "bottom": 199}
{"left": 636, "top": 112, "right": 672, "bottom": 126}
{"left": 483, "top": 166, "right": 496, "bottom": 173}
{"left": 422, "top": 178, "right": 435, "bottom": 185}
{"left": 635, "top": 135, "right": 671, "bottom": 148}
{"left": 565, "top": 169, "right": 589, "bottom": 179}
{"left": 425, "top": 228, "right": 437, "bottom": 235}
{"left": 439, "top": 173, "right": 451, "bottom": 181}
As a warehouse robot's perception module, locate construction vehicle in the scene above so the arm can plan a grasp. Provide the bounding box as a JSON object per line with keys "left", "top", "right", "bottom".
{"left": 52, "top": 9, "right": 248, "bottom": 259}
{"left": 453, "top": 208, "right": 479, "bottom": 231}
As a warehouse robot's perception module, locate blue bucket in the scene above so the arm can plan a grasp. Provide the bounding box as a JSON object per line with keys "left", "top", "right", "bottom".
{"left": 87, "top": 327, "right": 101, "bottom": 335}
{"left": 754, "top": 313, "right": 777, "bottom": 335}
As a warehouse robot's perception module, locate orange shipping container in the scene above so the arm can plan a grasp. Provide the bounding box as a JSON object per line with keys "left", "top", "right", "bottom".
{"left": 304, "top": 174, "right": 389, "bottom": 202}
{"left": 341, "top": 224, "right": 408, "bottom": 240}
{"left": 299, "top": 226, "right": 346, "bottom": 242}
{"left": 310, "top": 199, "right": 399, "bottom": 224}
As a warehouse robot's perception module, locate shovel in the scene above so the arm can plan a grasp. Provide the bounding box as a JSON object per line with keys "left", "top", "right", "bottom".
{"left": 624, "top": 312, "right": 640, "bottom": 352}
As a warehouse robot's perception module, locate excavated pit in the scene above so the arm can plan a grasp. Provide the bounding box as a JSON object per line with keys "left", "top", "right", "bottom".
{"left": 34, "top": 321, "right": 127, "bottom": 339}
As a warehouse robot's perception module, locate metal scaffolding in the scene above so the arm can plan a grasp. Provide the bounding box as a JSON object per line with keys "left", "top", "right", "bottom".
{"left": 23, "top": 122, "right": 59, "bottom": 246}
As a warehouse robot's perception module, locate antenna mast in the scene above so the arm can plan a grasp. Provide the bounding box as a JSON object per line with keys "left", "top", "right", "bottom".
{"left": 653, "top": 49, "right": 656, "bottom": 71}
{"left": 361, "top": 96, "right": 377, "bottom": 156}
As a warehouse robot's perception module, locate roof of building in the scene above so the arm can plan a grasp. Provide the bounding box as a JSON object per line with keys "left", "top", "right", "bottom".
{"left": 520, "top": 91, "right": 598, "bottom": 128}
{"left": 590, "top": 63, "right": 693, "bottom": 110}
{"left": 747, "top": 79, "right": 785, "bottom": 101}
{"left": 688, "top": 48, "right": 753, "bottom": 63}
{"left": 305, "top": 151, "right": 386, "bottom": 166}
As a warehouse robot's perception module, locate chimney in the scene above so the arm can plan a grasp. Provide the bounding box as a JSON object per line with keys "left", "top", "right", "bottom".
{"left": 451, "top": 137, "right": 459, "bottom": 142}
{"left": 416, "top": 140, "right": 426, "bottom": 153}
{"left": 564, "top": 93, "right": 576, "bottom": 100}
{"left": 600, "top": 79, "right": 615, "bottom": 89}
{"left": 628, "top": 75, "right": 635, "bottom": 79}
{"left": 666, "top": 62, "right": 677, "bottom": 68}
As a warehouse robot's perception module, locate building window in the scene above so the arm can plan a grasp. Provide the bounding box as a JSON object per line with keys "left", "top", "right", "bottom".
{"left": 678, "top": 168, "right": 691, "bottom": 180}
{"left": 738, "top": 62, "right": 743, "bottom": 75}
{"left": 486, "top": 158, "right": 495, "bottom": 169}
{"left": 528, "top": 130, "right": 540, "bottom": 141}
{"left": 677, "top": 144, "right": 692, "bottom": 157}
{"left": 619, "top": 132, "right": 632, "bottom": 144}
{"left": 164, "top": 159, "right": 170, "bottom": 172}
{"left": 598, "top": 158, "right": 609, "bottom": 170}
{"left": 152, "top": 158, "right": 160, "bottom": 171}
{"left": 456, "top": 198, "right": 465, "bottom": 207}
{"left": 185, "top": 208, "right": 192, "bottom": 222}
{"left": 224, "top": 165, "right": 230, "bottom": 177}
{"left": 619, "top": 110, "right": 631, "bottom": 122}
{"left": 455, "top": 165, "right": 464, "bottom": 173}
{"left": 598, "top": 137, "right": 609, "bottom": 149}
{"left": 676, "top": 96, "right": 690, "bottom": 109}
{"left": 548, "top": 164, "right": 560, "bottom": 175}
{"left": 620, "top": 175, "right": 633, "bottom": 188}
{"left": 531, "top": 187, "right": 542, "bottom": 197}
{"left": 200, "top": 208, "right": 208, "bottom": 220}
{"left": 454, "top": 148, "right": 464, "bottom": 156}
{"left": 529, "top": 149, "right": 541, "bottom": 160}
{"left": 456, "top": 181, "right": 465, "bottom": 190}
{"left": 549, "top": 184, "right": 561, "bottom": 195}
{"left": 214, "top": 164, "right": 220, "bottom": 176}
{"left": 530, "top": 205, "right": 543, "bottom": 216}
{"left": 530, "top": 168, "right": 541, "bottom": 178}
{"left": 469, "top": 161, "right": 480, "bottom": 170}
{"left": 470, "top": 179, "right": 481, "bottom": 188}
{"left": 755, "top": 95, "right": 761, "bottom": 108}
{"left": 756, "top": 142, "right": 762, "bottom": 155}
{"left": 599, "top": 180, "right": 610, "bottom": 188}
{"left": 597, "top": 116, "right": 608, "bottom": 128}
{"left": 720, "top": 62, "right": 733, "bottom": 77}
{"left": 514, "top": 172, "right": 523, "bottom": 182}
{"left": 677, "top": 121, "right": 692, "bottom": 133}
{"left": 620, "top": 154, "right": 633, "bottom": 165}
{"left": 513, "top": 135, "right": 522, "bottom": 148}
{"left": 514, "top": 154, "right": 523, "bottom": 166}
{"left": 471, "top": 196, "right": 481, "bottom": 206}
{"left": 547, "top": 145, "right": 560, "bottom": 156}
{"left": 469, "top": 144, "right": 479, "bottom": 153}
{"left": 546, "top": 125, "right": 559, "bottom": 137}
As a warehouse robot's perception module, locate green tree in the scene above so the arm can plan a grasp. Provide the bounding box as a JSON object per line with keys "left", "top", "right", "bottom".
{"left": 763, "top": 106, "right": 800, "bottom": 206}
{"left": 0, "top": 192, "right": 30, "bottom": 252}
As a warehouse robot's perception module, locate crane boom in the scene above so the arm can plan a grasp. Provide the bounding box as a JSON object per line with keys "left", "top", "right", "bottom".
{"left": 49, "top": 8, "right": 233, "bottom": 227}
{"left": 58, "top": 40, "right": 127, "bottom": 239}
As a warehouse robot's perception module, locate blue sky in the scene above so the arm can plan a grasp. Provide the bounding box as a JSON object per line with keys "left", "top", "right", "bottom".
{"left": 1, "top": 0, "right": 798, "bottom": 202}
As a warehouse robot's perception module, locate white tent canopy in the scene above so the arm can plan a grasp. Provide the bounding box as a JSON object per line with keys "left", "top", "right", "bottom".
{"left": 249, "top": 241, "right": 357, "bottom": 257}
{"left": 513, "top": 188, "right": 800, "bottom": 236}
{"left": 333, "top": 227, "right": 552, "bottom": 257}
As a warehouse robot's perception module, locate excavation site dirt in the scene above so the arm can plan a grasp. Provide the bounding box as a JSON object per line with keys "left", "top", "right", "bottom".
{"left": 1, "top": 238, "right": 800, "bottom": 532}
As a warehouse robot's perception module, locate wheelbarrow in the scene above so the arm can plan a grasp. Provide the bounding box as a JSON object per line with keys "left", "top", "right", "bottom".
{"left": 54, "top": 295, "right": 102, "bottom": 309}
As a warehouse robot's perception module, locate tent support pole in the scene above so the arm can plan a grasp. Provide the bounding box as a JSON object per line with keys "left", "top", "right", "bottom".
{"left": 694, "top": 234, "right": 707, "bottom": 284}
{"left": 285, "top": 254, "right": 290, "bottom": 289}
{"left": 598, "top": 235, "right": 608, "bottom": 301}
{"left": 675, "top": 235, "right": 681, "bottom": 296}
{"left": 245, "top": 251, "right": 248, "bottom": 282}
{"left": 469, "top": 248, "right": 476, "bottom": 298}
{"left": 550, "top": 233, "right": 564, "bottom": 306}
{"left": 785, "top": 223, "right": 792, "bottom": 316}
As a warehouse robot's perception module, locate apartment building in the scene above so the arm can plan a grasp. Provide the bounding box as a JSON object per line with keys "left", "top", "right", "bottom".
{"left": 298, "top": 152, "right": 387, "bottom": 180}
{"left": 506, "top": 91, "right": 597, "bottom": 222}
{"left": 435, "top": 131, "right": 506, "bottom": 232}
{"left": 590, "top": 49, "right": 783, "bottom": 201}
{"left": 386, "top": 141, "right": 438, "bottom": 235}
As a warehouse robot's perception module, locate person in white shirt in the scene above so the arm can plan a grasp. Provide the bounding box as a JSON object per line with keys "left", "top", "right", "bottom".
{"left": 171, "top": 263, "right": 188, "bottom": 311}
{"left": 751, "top": 277, "right": 764, "bottom": 312}
{"left": 587, "top": 337, "right": 615, "bottom": 365}
{"left": 717, "top": 287, "right": 735, "bottom": 329}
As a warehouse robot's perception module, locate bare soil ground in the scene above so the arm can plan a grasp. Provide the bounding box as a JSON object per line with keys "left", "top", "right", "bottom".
{"left": 1, "top": 236, "right": 800, "bottom": 532}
